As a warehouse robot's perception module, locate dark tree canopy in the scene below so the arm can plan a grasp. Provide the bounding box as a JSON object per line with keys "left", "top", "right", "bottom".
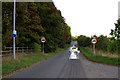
{"left": 2, "top": 2, "right": 71, "bottom": 52}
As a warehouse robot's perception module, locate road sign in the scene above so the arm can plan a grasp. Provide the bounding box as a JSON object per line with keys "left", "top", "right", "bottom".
{"left": 11, "top": 34, "right": 17, "bottom": 37}
{"left": 91, "top": 38, "right": 97, "bottom": 56}
{"left": 91, "top": 38, "right": 97, "bottom": 44}
{"left": 41, "top": 37, "right": 46, "bottom": 43}
{"left": 13, "top": 30, "right": 17, "bottom": 34}
{"left": 41, "top": 37, "right": 46, "bottom": 55}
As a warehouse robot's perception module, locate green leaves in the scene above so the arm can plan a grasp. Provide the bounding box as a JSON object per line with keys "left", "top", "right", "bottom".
{"left": 109, "top": 18, "right": 120, "bottom": 54}
{"left": 2, "top": 2, "right": 71, "bottom": 52}
{"left": 96, "top": 35, "right": 109, "bottom": 51}
{"left": 77, "top": 35, "right": 91, "bottom": 47}
{"left": 110, "top": 18, "right": 120, "bottom": 40}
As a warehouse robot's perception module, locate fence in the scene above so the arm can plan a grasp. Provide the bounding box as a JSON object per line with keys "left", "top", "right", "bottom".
{"left": 2, "top": 47, "right": 34, "bottom": 56}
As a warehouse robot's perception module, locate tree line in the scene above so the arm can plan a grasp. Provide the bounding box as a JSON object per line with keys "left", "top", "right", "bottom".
{"left": 2, "top": 2, "right": 71, "bottom": 53}
{"left": 77, "top": 18, "right": 120, "bottom": 54}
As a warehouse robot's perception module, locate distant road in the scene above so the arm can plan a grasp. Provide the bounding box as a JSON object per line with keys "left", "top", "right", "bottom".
{"left": 5, "top": 41, "right": 118, "bottom": 78}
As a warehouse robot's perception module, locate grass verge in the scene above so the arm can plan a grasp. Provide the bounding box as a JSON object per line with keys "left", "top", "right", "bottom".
{"left": 2, "top": 46, "right": 69, "bottom": 74}
{"left": 79, "top": 46, "right": 120, "bottom": 66}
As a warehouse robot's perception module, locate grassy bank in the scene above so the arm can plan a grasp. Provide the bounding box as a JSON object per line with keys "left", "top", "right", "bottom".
{"left": 79, "top": 47, "right": 120, "bottom": 66}
{"left": 2, "top": 46, "right": 69, "bottom": 74}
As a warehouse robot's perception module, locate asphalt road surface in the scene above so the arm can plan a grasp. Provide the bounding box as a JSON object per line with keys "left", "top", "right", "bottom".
{"left": 6, "top": 41, "right": 118, "bottom": 78}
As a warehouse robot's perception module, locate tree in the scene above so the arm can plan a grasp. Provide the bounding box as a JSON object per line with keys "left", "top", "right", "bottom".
{"left": 2, "top": 2, "right": 13, "bottom": 50}
{"left": 77, "top": 35, "right": 91, "bottom": 47}
{"left": 110, "top": 18, "right": 120, "bottom": 40}
{"left": 110, "top": 18, "right": 120, "bottom": 54}
{"left": 2, "top": 2, "right": 71, "bottom": 52}
{"left": 96, "top": 35, "right": 109, "bottom": 51}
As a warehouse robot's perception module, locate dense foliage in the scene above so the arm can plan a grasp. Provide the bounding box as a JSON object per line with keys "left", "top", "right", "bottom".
{"left": 77, "top": 18, "right": 120, "bottom": 55}
{"left": 77, "top": 34, "right": 119, "bottom": 54}
{"left": 110, "top": 18, "right": 120, "bottom": 40}
{"left": 95, "top": 35, "right": 109, "bottom": 51}
{"left": 77, "top": 35, "right": 91, "bottom": 47}
{"left": 110, "top": 18, "right": 120, "bottom": 54}
{"left": 2, "top": 2, "right": 71, "bottom": 52}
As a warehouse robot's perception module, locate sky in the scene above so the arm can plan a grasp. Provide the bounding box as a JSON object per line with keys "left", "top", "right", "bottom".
{"left": 53, "top": 0, "right": 119, "bottom": 37}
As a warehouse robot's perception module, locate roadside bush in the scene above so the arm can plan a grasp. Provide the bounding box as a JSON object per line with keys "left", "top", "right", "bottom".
{"left": 31, "top": 42, "right": 41, "bottom": 52}
{"left": 96, "top": 35, "right": 109, "bottom": 51}
{"left": 77, "top": 35, "right": 119, "bottom": 54}
{"left": 44, "top": 34, "right": 58, "bottom": 53}
{"left": 117, "top": 40, "right": 120, "bottom": 54}
{"left": 77, "top": 35, "right": 91, "bottom": 47}
{"left": 107, "top": 40, "right": 119, "bottom": 54}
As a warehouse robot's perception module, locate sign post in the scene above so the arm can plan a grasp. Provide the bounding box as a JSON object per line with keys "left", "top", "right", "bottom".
{"left": 91, "top": 38, "right": 97, "bottom": 56}
{"left": 93, "top": 43, "right": 95, "bottom": 56}
{"left": 41, "top": 37, "right": 46, "bottom": 55}
{"left": 43, "top": 43, "right": 44, "bottom": 55}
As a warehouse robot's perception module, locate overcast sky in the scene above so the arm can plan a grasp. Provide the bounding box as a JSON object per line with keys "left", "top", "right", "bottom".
{"left": 53, "top": 0, "right": 119, "bottom": 37}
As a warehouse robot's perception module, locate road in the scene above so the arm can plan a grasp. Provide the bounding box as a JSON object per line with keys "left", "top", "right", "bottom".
{"left": 5, "top": 41, "right": 118, "bottom": 79}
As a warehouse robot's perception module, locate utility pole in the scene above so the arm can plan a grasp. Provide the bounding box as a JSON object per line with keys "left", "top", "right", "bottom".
{"left": 13, "top": 0, "right": 16, "bottom": 59}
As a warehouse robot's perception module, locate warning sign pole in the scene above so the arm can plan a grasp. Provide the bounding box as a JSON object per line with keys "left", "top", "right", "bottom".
{"left": 91, "top": 38, "right": 97, "bottom": 56}
{"left": 93, "top": 43, "right": 95, "bottom": 56}
{"left": 43, "top": 43, "right": 44, "bottom": 55}
{"left": 41, "top": 37, "right": 46, "bottom": 55}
